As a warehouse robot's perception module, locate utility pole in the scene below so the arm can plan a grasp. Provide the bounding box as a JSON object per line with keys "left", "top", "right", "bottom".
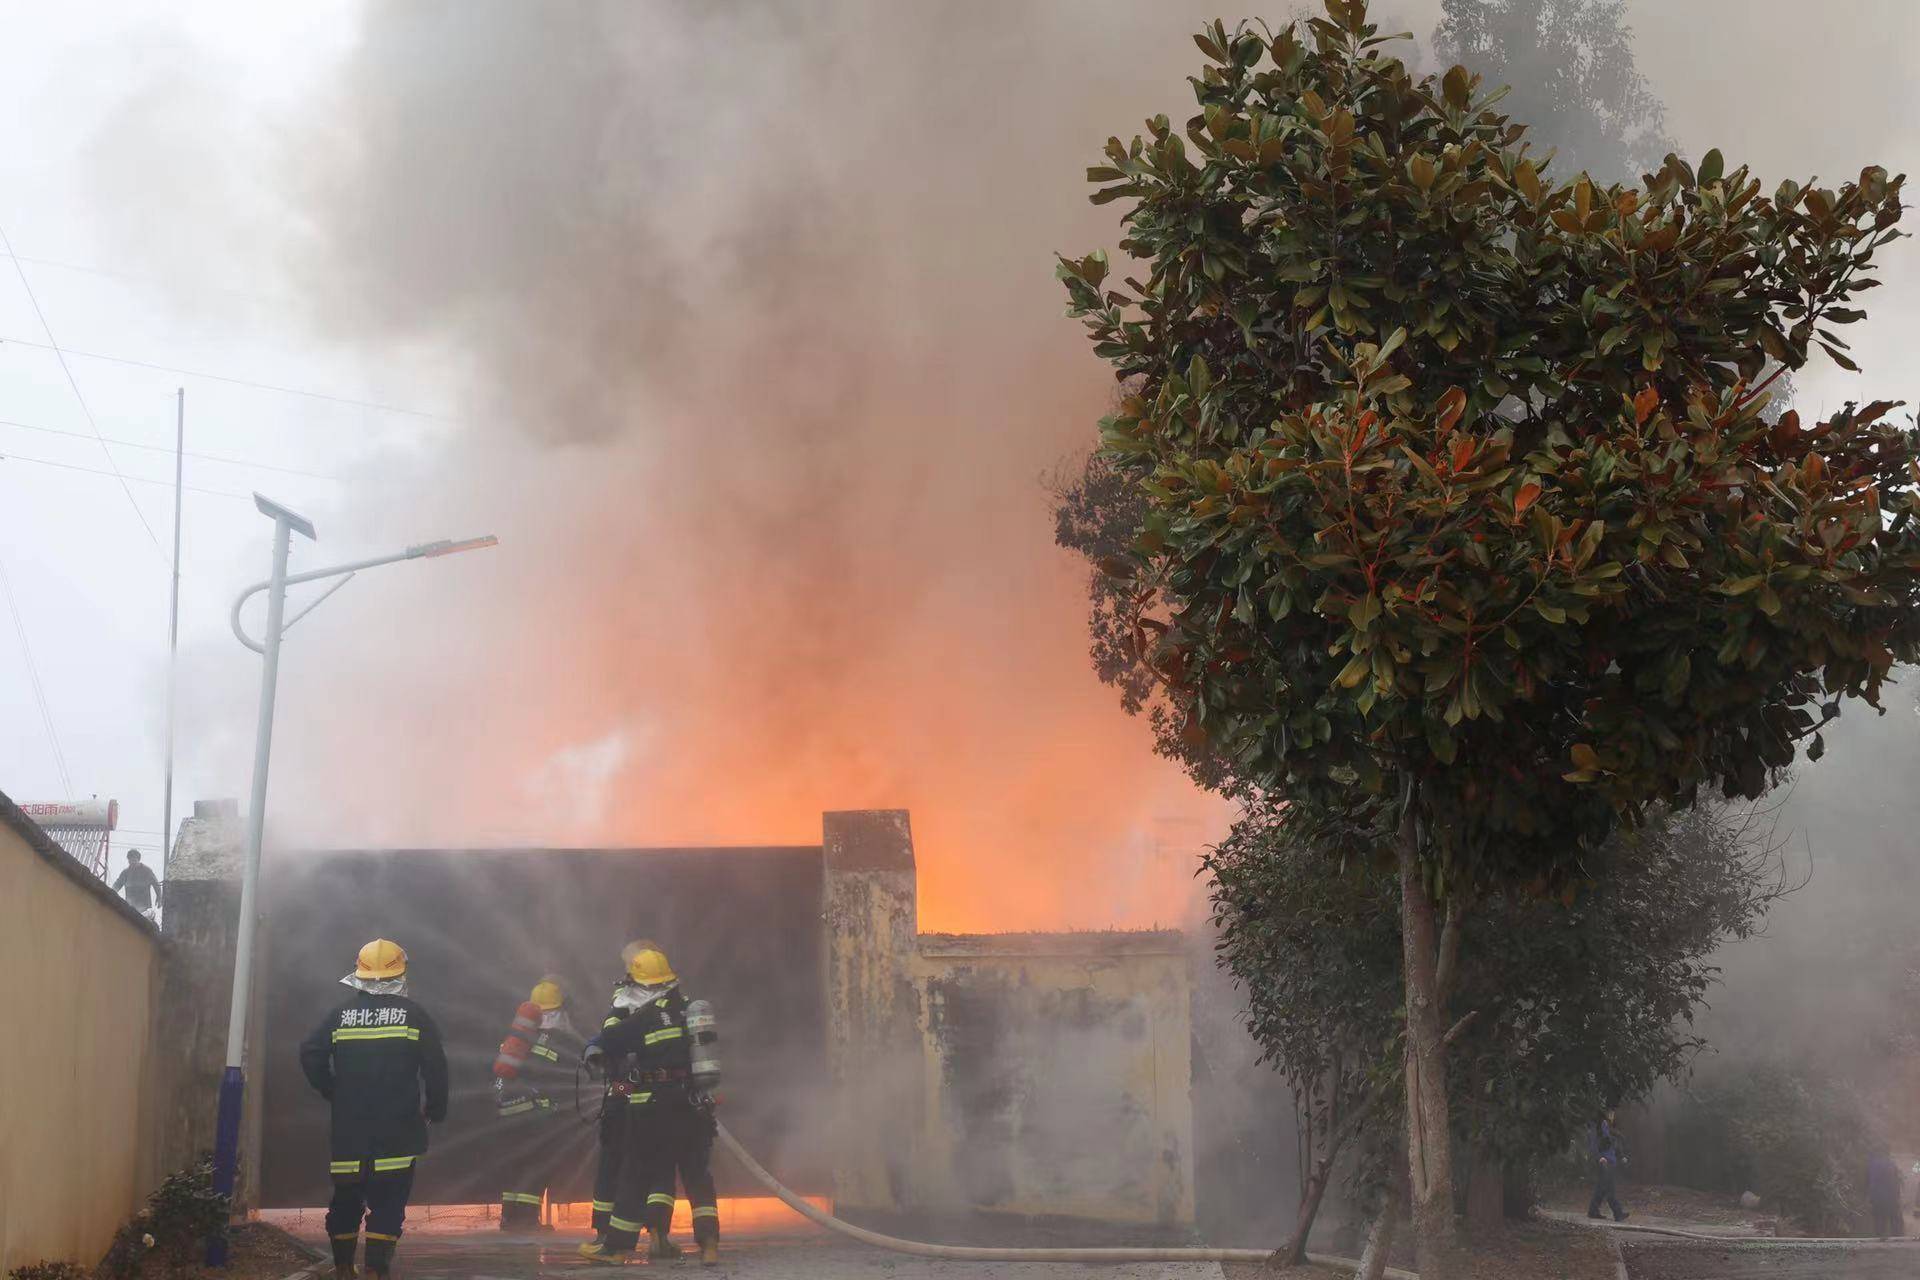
{"left": 161, "top": 388, "right": 183, "bottom": 900}
{"left": 207, "top": 495, "right": 496, "bottom": 1265}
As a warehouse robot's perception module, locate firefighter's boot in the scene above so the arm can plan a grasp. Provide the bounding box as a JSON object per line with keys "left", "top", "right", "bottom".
{"left": 647, "top": 1230, "right": 681, "bottom": 1261}
{"left": 576, "top": 1240, "right": 631, "bottom": 1265}
{"left": 699, "top": 1238, "right": 719, "bottom": 1266}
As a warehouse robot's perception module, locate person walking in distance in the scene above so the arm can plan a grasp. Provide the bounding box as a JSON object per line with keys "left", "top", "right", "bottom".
{"left": 111, "top": 848, "right": 160, "bottom": 921}
{"left": 1867, "top": 1145, "right": 1904, "bottom": 1238}
{"left": 1587, "top": 1106, "right": 1630, "bottom": 1223}
{"left": 299, "top": 939, "right": 449, "bottom": 1280}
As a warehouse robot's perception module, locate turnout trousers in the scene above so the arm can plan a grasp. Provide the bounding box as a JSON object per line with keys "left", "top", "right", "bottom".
{"left": 604, "top": 1102, "right": 673, "bottom": 1252}
{"left": 494, "top": 1092, "right": 565, "bottom": 1228}
{"left": 667, "top": 1102, "right": 720, "bottom": 1245}
{"left": 327, "top": 1160, "right": 417, "bottom": 1273}
{"left": 590, "top": 1096, "right": 626, "bottom": 1233}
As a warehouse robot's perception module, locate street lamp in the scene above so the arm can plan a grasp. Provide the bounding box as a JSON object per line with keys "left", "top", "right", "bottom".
{"left": 208, "top": 494, "right": 496, "bottom": 1265}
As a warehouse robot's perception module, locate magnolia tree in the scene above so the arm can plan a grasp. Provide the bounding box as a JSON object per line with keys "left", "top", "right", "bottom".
{"left": 1207, "top": 799, "right": 1788, "bottom": 1262}
{"left": 1058, "top": 2, "right": 1916, "bottom": 1271}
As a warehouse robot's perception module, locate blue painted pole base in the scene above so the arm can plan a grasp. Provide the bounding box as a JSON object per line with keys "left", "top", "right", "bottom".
{"left": 206, "top": 1065, "right": 245, "bottom": 1267}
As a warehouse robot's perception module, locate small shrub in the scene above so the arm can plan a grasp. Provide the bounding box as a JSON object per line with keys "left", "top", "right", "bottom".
{"left": 1666, "top": 1061, "right": 1874, "bottom": 1235}
{"left": 143, "top": 1158, "right": 228, "bottom": 1262}
{"left": 8, "top": 1262, "right": 89, "bottom": 1280}
{"left": 98, "top": 1156, "right": 229, "bottom": 1279}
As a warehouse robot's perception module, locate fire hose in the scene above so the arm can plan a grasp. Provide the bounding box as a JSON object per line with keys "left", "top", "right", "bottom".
{"left": 713, "top": 1120, "right": 1417, "bottom": 1277}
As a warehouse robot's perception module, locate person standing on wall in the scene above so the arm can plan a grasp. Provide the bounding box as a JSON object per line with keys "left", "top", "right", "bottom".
{"left": 578, "top": 940, "right": 719, "bottom": 1266}
{"left": 299, "top": 939, "right": 449, "bottom": 1280}
{"left": 1586, "top": 1106, "right": 1630, "bottom": 1223}
{"left": 111, "top": 847, "right": 160, "bottom": 922}
{"left": 490, "top": 975, "right": 584, "bottom": 1229}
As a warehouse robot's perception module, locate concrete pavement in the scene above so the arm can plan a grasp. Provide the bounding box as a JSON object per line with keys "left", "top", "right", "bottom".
{"left": 287, "top": 1221, "right": 1233, "bottom": 1280}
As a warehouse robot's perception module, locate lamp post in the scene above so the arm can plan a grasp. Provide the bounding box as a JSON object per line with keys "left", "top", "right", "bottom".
{"left": 208, "top": 494, "right": 496, "bottom": 1264}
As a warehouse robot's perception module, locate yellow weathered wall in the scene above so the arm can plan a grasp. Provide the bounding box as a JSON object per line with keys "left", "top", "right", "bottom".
{"left": 914, "top": 934, "right": 1196, "bottom": 1225}
{"left": 822, "top": 810, "right": 926, "bottom": 1212}
{"left": 823, "top": 812, "right": 1196, "bottom": 1227}
{"left": 0, "top": 802, "right": 160, "bottom": 1272}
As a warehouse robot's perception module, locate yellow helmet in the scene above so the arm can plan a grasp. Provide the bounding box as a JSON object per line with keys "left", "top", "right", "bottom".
{"left": 622, "top": 939, "right": 676, "bottom": 986}
{"left": 530, "top": 977, "right": 566, "bottom": 1011}
{"left": 355, "top": 938, "right": 408, "bottom": 980}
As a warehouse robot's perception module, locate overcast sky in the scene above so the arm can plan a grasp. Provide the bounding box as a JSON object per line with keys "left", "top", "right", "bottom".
{"left": 1, "top": 1, "right": 1915, "bottom": 937}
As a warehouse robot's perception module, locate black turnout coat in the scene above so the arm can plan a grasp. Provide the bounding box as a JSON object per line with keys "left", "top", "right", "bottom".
{"left": 299, "top": 991, "right": 450, "bottom": 1167}
{"left": 593, "top": 987, "right": 693, "bottom": 1105}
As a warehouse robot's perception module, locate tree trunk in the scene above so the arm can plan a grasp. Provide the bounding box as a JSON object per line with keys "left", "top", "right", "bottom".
{"left": 1465, "top": 1144, "right": 1503, "bottom": 1236}
{"left": 1502, "top": 1158, "right": 1537, "bottom": 1219}
{"left": 1354, "top": 1159, "right": 1407, "bottom": 1280}
{"left": 1278, "top": 1156, "right": 1335, "bottom": 1266}
{"left": 1400, "top": 808, "right": 1461, "bottom": 1279}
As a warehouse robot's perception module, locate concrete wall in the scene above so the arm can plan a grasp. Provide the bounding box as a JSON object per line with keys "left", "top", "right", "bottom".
{"left": 823, "top": 811, "right": 1197, "bottom": 1227}
{"left": 149, "top": 800, "right": 268, "bottom": 1211}
{"left": 915, "top": 933, "right": 1195, "bottom": 1226}
{"left": 127, "top": 803, "right": 1195, "bottom": 1231}
{"left": 0, "top": 790, "right": 160, "bottom": 1272}
{"left": 823, "top": 810, "right": 926, "bottom": 1212}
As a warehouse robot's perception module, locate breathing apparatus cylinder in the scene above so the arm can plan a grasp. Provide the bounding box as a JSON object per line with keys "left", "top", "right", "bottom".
{"left": 685, "top": 998, "right": 721, "bottom": 1089}
{"left": 493, "top": 1000, "right": 543, "bottom": 1080}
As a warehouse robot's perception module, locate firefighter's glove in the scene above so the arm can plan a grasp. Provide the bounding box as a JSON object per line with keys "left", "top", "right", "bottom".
{"left": 582, "top": 1040, "right": 606, "bottom": 1075}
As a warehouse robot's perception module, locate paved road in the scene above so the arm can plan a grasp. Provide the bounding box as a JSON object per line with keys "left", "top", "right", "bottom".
{"left": 1620, "top": 1237, "right": 1920, "bottom": 1279}
{"left": 299, "top": 1225, "right": 1233, "bottom": 1280}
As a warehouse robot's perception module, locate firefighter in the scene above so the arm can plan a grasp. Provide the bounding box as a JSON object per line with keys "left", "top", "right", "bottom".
{"left": 490, "top": 976, "right": 584, "bottom": 1229}
{"left": 298, "top": 939, "right": 449, "bottom": 1280}
{"left": 577, "top": 942, "right": 720, "bottom": 1265}
{"left": 584, "top": 971, "right": 638, "bottom": 1246}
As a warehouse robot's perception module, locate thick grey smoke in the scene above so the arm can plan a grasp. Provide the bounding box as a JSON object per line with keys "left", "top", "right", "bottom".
{"left": 239, "top": 0, "right": 1310, "bottom": 931}
{"left": 227, "top": 0, "right": 1915, "bottom": 963}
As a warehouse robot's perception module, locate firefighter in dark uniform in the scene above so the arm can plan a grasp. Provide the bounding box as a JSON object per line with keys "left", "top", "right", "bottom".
{"left": 586, "top": 978, "right": 638, "bottom": 1242}
{"left": 490, "top": 976, "right": 585, "bottom": 1228}
{"left": 298, "top": 939, "right": 449, "bottom": 1280}
{"left": 577, "top": 942, "right": 720, "bottom": 1265}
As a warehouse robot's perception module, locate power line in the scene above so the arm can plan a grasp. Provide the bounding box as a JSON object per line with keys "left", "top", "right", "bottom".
{"left": 0, "top": 545, "right": 74, "bottom": 798}
{"left": 0, "top": 247, "right": 293, "bottom": 309}
{"left": 0, "top": 334, "right": 458, "bottom": 424}
{"left": 0, "top": 414, "right": 338, "bottom": 481}
{"left": 0, "top": 449, "right": 253, "bottom": 500}
{"left": 0, "top": 227, "right": 168, "bottom": 559}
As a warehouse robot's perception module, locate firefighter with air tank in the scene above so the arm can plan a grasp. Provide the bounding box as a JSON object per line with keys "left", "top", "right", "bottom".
{"left": 298, "top": 939, "right": 449, "bottom": 1280}
{"left": 578, "top": 940, "right": 722, "bottom": 1266}
{"left": 489, "top": 975, "right": 584, "bottom": 1228}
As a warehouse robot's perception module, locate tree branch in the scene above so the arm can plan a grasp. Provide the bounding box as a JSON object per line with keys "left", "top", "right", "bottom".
{"left": 1441, "top": 1009, "right": 1479, "bottom": 1047}
{"left": 1435, "top": 896, "right": 1467, "bottom": 1004}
